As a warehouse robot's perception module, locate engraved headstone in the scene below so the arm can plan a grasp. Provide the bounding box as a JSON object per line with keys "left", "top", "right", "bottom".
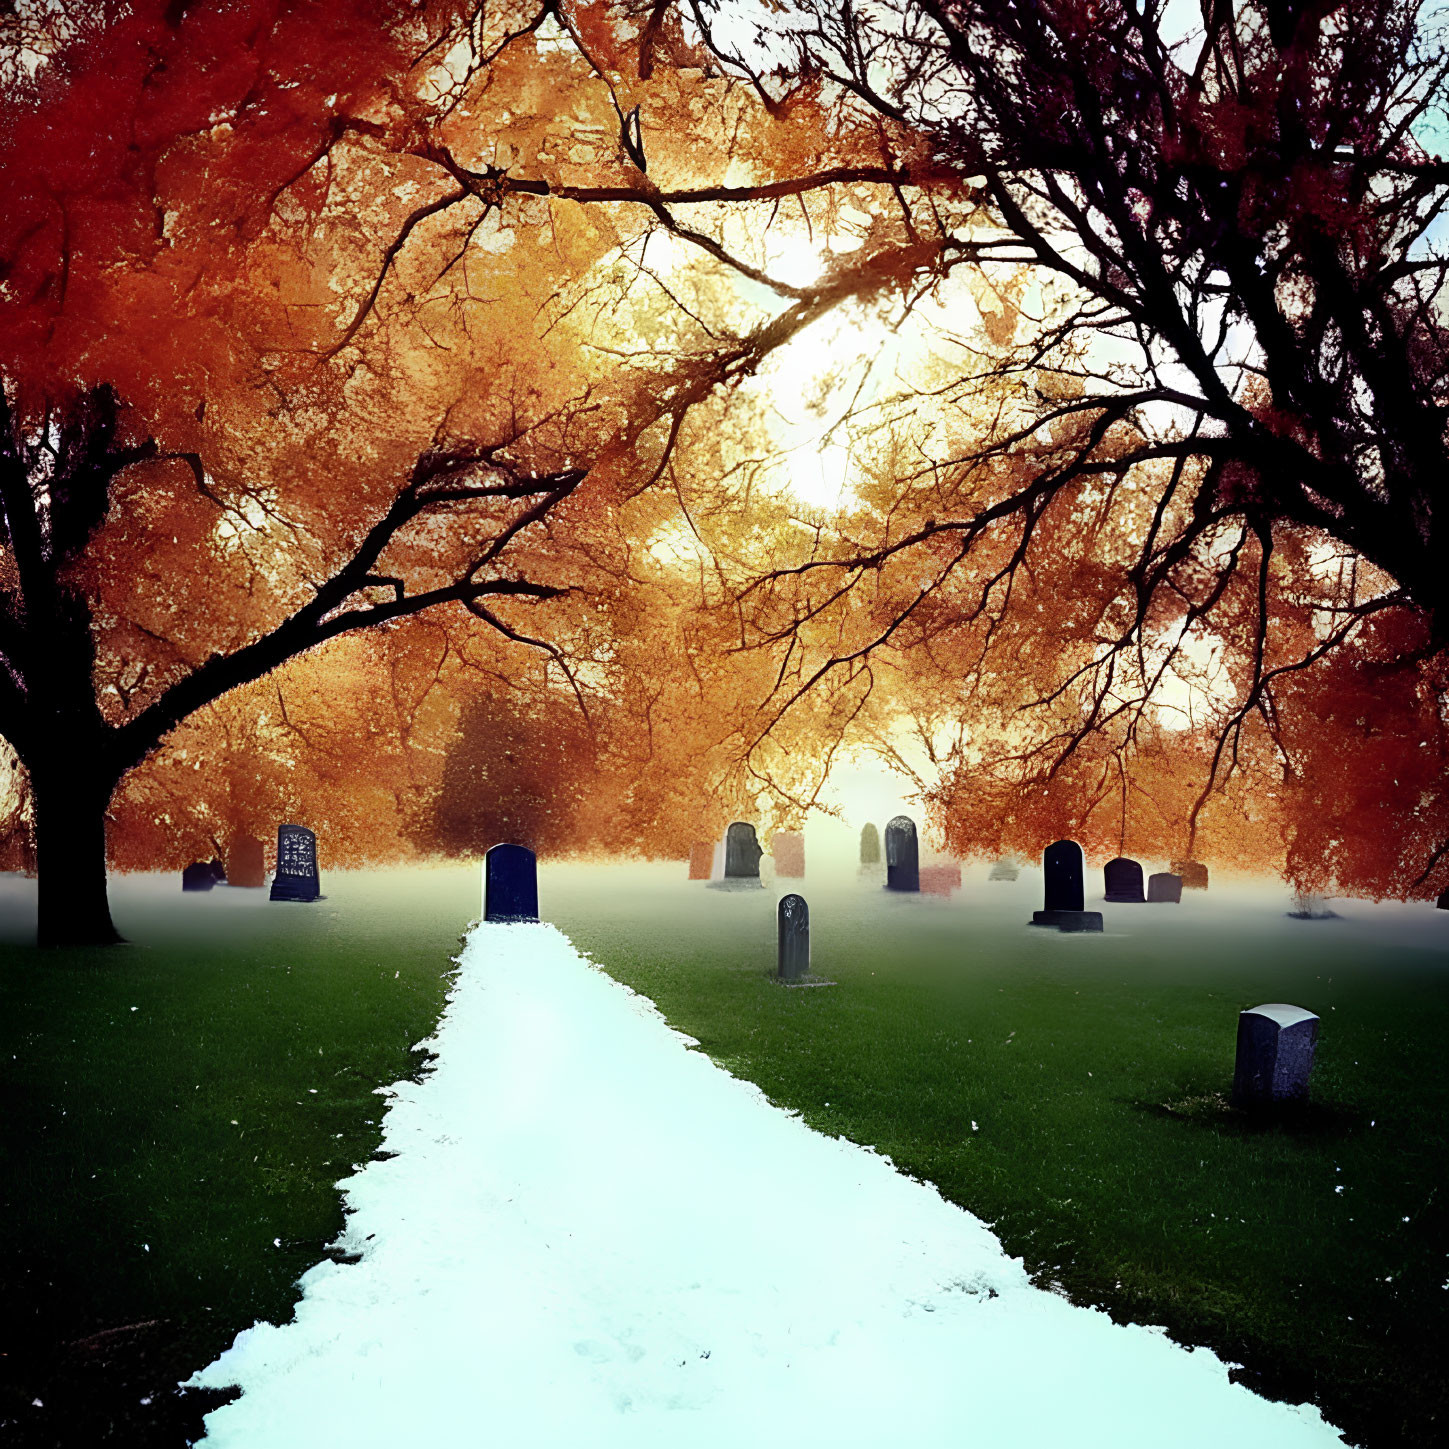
{"left": 226, "top": 833, "right": 266, "bottom": 889}
{"left": 688, "top": 842, "right": 713, "bottom": 881}
{"left": 1103, "top": 856, "right": 1145, "bottom": 903}
{"left": 1171, "top": 858, "right": 1210, "bottom": 890}
{"left": 1147, "top": 871, "right": 1183, "bottom": 903}
{"left": 182, "top": 861, "right": 217, "bottom": 892}
{"left": 1232, "top": 1003, "right": 1319, "bottom": 1109}
{"left": 777, "top": 893, "right": 810, "bottom": 983}
{"left": 1031, "top": 839, "right": 1102, "bottom": 931}
{"left": 724, "top": 822, "right": 763, "bottom": 879}
{"left": 859, "top": 823, "right": 881, "bottom": 865}
{"left": 269, "top": 825, "right": 320, "bottom": 903}
{"left": 773, "top": 832, "right": 805, "bottom": 879}
{"left": 484, "top": 842, "right": 538, "bottom": 922}
{"left": 885, "top": 815, "right": 920, "bottom": 892}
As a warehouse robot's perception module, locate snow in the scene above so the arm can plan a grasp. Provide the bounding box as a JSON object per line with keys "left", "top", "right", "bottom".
{"left": 1246, "top": 1003, "right": 1320, "bottom": 1029}
{"left": 187, "top": 922, "right": 1345, "bottom": 1448}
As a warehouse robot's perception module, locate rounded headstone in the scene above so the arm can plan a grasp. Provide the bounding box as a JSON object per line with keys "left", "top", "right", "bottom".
{"left": 884, "top": 816, "right": 920, "bottom": 892}
{"left": 484, "top": 842, "right": 538, "bottom": 922}
{"left": 777, "top": 893, "right": 810, "bottom": 982}
{"left": 270, "top": 824, "right": 320, "bottom": 903}
{"left": 1103, "top": 856, "right": 1145, "bottom": 903}
{"left": 859, "top": 823, "right": 881, "bottom": 865}
{"left": 724, "top": 822, "right": 763, "bottom": 879}
{"left": 1042, "top": 839, "right": 1085, "bottom": 913}
{"left": 1232, "top": 1002, "right": 1319, "bottom": 1109}
{"left": 1147, "top": 871, "right": 1183, "bottom": 903}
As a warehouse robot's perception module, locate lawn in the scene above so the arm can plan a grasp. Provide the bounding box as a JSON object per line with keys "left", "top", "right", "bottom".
{"left": 1, "top": 859, "right": 1445, "bottom": 1448}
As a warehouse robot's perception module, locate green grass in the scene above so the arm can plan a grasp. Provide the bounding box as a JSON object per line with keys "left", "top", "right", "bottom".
{"left": 544, "top": 862, "right": 1449, "bottom": 1449}
{"left": 0, "top": 868, "right": 477, "bottom": 1447}
{"left": 1, "top": 860, "right": 1445, "bottom": 1448}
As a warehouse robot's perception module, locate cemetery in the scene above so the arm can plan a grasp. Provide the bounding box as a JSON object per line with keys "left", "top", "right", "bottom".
{"left": 1, "top": 3, "right": 1447, "bottom": 1447}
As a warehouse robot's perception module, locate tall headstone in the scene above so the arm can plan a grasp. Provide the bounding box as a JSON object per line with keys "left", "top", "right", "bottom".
{"left": 226, "top": 833, "right": 266, "bottom": 889}
{"left": 1147, "top": 872, "right": 1183, "bottom": 903}
{"left": 859, "top": 823, "right": 881, "bottom": 865}
{"left": 1171, "top": 859, "right": 1210, "bottom": 890}
{"left": 1031, "top": 839, "right": 1102, "bottom": 931}
{"left": 724, "top": 822, "right": 763, "bottom": 879}
{"left": 885, "top": 816, "right": 920, "bottom": 892}
{"left": 1232, "top": 1003, "right": 1319, "bottom": 1110}
{"left": 269, "top": 825, "right": 319, "bottom": 903}
{"left": 484, "top": 842, "right": 538, "bottom": 922}
{"left": 1103, "top": 857, "right": 1145, "bottom": 903}
{"left": 688, "top": 842, "right": 713, "bottom": 880}
{"left": 773, "top": 832, "right": 806, "bottom": 879}
{"left": 182, "top": 861, "right": 216, "bottom": 892}
{"left": 777, "top": 894, "right": 810, "bottom": 983}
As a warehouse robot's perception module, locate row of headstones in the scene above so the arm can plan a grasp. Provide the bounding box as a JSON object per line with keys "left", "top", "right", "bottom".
{"left": 182, "top": 824, "right": 321, "bottom": 903}
{"left": 478, "top": 841, "right": 1319, "bottom": 1110}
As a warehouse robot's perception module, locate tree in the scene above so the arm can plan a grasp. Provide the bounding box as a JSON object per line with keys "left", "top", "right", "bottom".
{"left": 0, "top": 0, "right": 971, "bottom": 944}
{"left": 685, "top": 0, "right": 1449, "bottom": 892}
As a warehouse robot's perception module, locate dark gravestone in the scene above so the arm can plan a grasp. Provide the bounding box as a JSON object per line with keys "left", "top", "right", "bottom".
{"left": 226, "top": 834, "right": 266, "bottom": 889}
{"left": 859, "top": 823, "right": 881, "bottom": 865}
{"left": 1031, "top": 839, "right": 1102, "bottom": 931}
{"left": 773, "top": 832, "right": 806, "bottom": 879}
{"left": 988, "top": 858, "right": 1020, "bottom": 881}
{"left": 1438, "top": 889, "right": 1449, "bottom": 910}
{"left": 1171, "top": 859, "right": 1210, "bottom": 890}
{"left": 269, "top": 824, "right": 320, "bottom": 903}
{"left": 724, "top": 822, "right": 763, "bottom": 879}
{"left": 484, "top": 843, "right": 538, "bottom": 922}
{"left": 1147, "top": 872, "right": 1183, "bottom": 903}
{"left": 182, "top": 861, "right": 216, "bottom": 892}
{"left": 884, "top": 816, "right": 920, "bottom": 892}
{"left": 1232, "top": 1003, "right": 1319, "bottom": 1110}
{"left": 688, "top": 842, "right": 713, "bottom": 881}
{"left": 1103, "top": 857, "right": 1145, "bottom": 903}
{"left": 207, "top": 858, "right": 226, "bottom": 884}
{"left": 777, "top": 894, "right": 810, "bottom": 983}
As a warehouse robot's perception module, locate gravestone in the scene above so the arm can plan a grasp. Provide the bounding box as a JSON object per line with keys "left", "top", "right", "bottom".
{"left": 688, "top": 842, "right": 713, "bottom": 881}
{"left": 920, "top": 863, "right": 961, "bottom": 897}
{"left": 988, "top": 858, "right": 1020, "bottom": 881}
{"left": 182, "top": 861, "right": 216, "bottom": 892}
{"left": 269, "top": 824, "right": 320, "bottom": 903}
{"left": 1147, "top": 871, "right": 1183, "bottom": 903}
{"left": 1232, "top": 1003, "right": 1319, "bottom": 1110}
{"left": 1031, "top": 839, "right": 1102, "bottom": 932}
{"left": 724, "top": 822, "right": 763, "bottom": 879}
{"left": 859, "top": 823, "right": 881, "bottom": 865}
{"left": 226, "top": 833, "right": 266, "bottom": 888}
{"left": 1103, "top": 856, "right": 1145, "bottom": 903}
{"left": 777, "top": 894, "right": 810, "bottom": 983}
{"left": 773, "top": 832, "right": 806, "bottom": 878}
{"left": 207, "top": 858, "right": 226, "bottom": 884}
{"left": 1171, "top": 859, "right": 1210, "bottom": 890}
{"left": 484, "top": 842, "right": 538, "bottom": 922}
{"left": 1438, "top": 889, "right": 1449, "bottom": 910}
{"left": 885, "top": 816, "right": 920, "bottom": 892}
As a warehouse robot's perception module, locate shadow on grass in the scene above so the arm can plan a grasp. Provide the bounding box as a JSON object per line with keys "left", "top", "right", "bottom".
{"left": 1136, "top": 1090, "right": 1365, "bottom": 1139}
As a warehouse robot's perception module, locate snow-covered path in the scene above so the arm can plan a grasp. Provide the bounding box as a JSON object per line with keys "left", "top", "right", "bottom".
{"left": 188, "top": 923, "right": 1344, "bottom": 1447}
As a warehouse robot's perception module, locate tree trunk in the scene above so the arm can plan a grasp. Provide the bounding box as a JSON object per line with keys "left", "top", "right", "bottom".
{"left": 32, "top": 765, "right": 123, "bottom": 947}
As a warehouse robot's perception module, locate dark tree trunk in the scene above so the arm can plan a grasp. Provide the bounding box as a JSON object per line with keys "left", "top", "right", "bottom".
{"left": 31, "top": 764, "right": 123, "bottom": 947}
